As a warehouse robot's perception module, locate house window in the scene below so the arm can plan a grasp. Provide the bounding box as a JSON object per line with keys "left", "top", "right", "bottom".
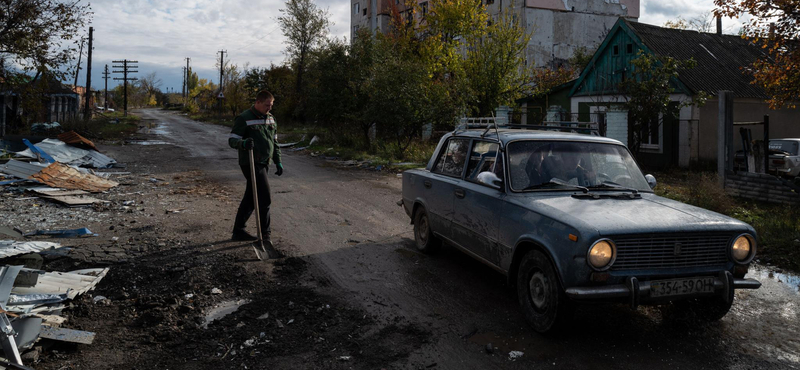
{"left": 353, "top": 3, "right": 359, "bottom": 14}
{"left": 353, "top": 25, "right": 359, "bottom": 34}
{"left": 626, "top": 43, "right": 633, "bottom": 54}
{"left": 486, "top": 0, "right": 495, "bottom": 4}
{"left": 421, "top": 1, "right": 428, "bottom": 16}
{"left": 640, "top": 115, "right": 661, "bottom": 150}
{"left": 613, "top": 45, "right": 619, "bottom": 55}
{"left": 363, "top": 7, "right": 367, "bottom": 16}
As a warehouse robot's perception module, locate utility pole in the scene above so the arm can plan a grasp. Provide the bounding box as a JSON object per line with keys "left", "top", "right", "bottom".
{"left": 182, "top": 67, "right": 187, "bottom": 98}
{"left": 73, "top": 37, "right": 85, "bottom": 88}
{"left": 218, "top": 50, "right": 227, "bottom": 116}
{"left": 185, "top": 57, "right": 191, "bottom": 99}
{"left": 112, "top": 60, "right": 138, "bottom": 116}
{"left": 102, "top": 65, "right": 110, "bottom": 111}
{"left": 83, "top": 27, "right": 94, "bottom": 120}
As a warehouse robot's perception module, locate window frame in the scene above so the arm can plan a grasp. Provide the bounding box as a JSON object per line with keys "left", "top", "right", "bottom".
{"left": 432, "top": 137, "right": 471, "bottom": 179}
{"left": 464, "top": 139, "right": 504, "bottom": 188}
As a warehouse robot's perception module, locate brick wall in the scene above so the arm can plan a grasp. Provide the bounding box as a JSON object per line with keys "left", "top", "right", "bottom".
{"left": 725, "top": 172, "right": 800, "bottom": 205}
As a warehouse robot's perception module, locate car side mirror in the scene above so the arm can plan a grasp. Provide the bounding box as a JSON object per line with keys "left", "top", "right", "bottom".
{"left": 477, "top": 171, "right": 503, "bottom": 190}
{"left": 645, "top": 174, "right": 657, "bottom": 189}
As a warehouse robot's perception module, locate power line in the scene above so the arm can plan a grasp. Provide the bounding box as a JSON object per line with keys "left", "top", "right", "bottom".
{"left": 112, "top": 59, "right": 138, "bottom": 117}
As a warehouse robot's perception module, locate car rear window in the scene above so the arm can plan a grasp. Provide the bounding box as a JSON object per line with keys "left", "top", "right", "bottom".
{"left": 769, "top": 140, "right": 799, "bottom": 155}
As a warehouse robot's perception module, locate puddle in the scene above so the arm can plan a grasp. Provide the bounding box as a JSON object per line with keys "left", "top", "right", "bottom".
{"left": 749, "top": 264, "right": 800, "bottom": 294}
{"left": 128, "top": 140, "right": 172, "bottom": 146}
{"left": 201, "top": 299, "right": 251, "bottom": 329}
{"left": 138, "top": 121, "right": 170, "bottom": 135}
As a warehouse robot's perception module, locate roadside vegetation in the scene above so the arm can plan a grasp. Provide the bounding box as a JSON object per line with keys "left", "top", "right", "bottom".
{"left": 654, "top": 170, "right": 800, "bottom": 273}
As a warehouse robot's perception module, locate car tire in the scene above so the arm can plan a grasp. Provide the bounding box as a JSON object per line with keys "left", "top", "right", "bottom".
{"left": 516, "top": 250, "right": 573, "bottom": 333}
{"left": 675, "top": 296, "right": 733, "bottom": 322}
{"left": 413, "top": 207, "right": 440, "bottom": 253}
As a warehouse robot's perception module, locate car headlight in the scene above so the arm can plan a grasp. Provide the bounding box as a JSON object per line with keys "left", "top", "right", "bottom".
{"left": 587, "top": 239, "right": 616, "bottom": 271}
{"left": 731, "top": 234, "right": 756, "bottom": 264}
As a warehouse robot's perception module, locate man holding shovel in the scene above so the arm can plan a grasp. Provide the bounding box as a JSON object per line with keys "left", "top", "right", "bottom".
{"left": 228, "top": 90, "right": 283, "bottom": 258}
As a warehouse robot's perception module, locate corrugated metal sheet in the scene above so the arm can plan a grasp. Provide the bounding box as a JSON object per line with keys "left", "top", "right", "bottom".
{"left": 0, "top": 160, "right": 46, "bottom": 179}
{"left": 0, "top": 241, "right": 64, "bottom": 260}
{"left": 30, "top": 162, "right": 118, "bottom": 192}
{"left": 57, "top": 131, "right": 98, "bottom": 152}
{"left": 16, "top": 139, "right": 115, "bottom": 168}
{"left": 12, "top": 268, "right": 109, "bottom": 300}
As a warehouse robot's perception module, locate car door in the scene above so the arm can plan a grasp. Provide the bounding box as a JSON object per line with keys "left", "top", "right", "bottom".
{"left": 425, "top": 138, "right": 470, "bottom": 241}
{"left": 451, "top": 140, "right": 505, "bottom": 267}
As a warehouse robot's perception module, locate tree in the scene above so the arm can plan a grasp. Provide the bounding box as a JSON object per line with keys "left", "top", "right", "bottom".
{"left": 715, "top": 0, "right": 800, "bottom": 108}
{"left": 0, "top": 0, "right": 90, "bottom": 81}
{"left": 462, "top": 6, "right": 533, "bottom": 116}
{"left": 277, "top": 0, "right": 331, "bottom": 107}
{"left": 223, "top": 64, "right": 250, "bottom": 116}
{"left": 619, "top": 51, "right": 707, "bottom": 155}
{"left": 664, "top": 12, "right": 715, "bottom": 32}
{"left": 139, "top": 72, "right": 162, "bottom": 106}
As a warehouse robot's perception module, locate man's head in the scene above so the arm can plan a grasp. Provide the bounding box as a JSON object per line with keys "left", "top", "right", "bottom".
{"left": 253, "top": 90, "right": 274, "bottom": 115}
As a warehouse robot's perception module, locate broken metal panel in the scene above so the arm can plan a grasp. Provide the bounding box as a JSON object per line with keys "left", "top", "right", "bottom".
{"left": 39, "top": 327, "right": 94, "bottom": 345}
{"left": 10, "top": 317, "right": 42, "bottom": 350}
{"left": 0, "top": 160, "right": 46, "bottom": 180}
{"left": 11, "top": 268, "right": 109, "bottom": 300}
{"left": 29, "top": 188, "right": 89, "bottom": 197}
{"left": 0, "top": 266, "right": 23, "bottom": 309}
{"left": 0, "top": 242, "right": 63, "bottom": 260}
{"left": 0, "top": 313, "right": 22, "bottom": 365}
{"left": 57, "top": 131, "right": 98, "bottom": 152}
{"left": 30, "top": 162, "right": 118, "bottom": 192}
{"left": 16, "top": 139, "right": 115, "bottom": 168}
{"left": 7, "top": 294, "right": 66, "bottom": 306}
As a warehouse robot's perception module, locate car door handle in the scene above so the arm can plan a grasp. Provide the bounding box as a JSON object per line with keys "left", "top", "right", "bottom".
{"left": 454, "top": 189, "right": 465, "bottom": 199}
{"left": 423, "top": 180, "right": 432, "bottom": 189}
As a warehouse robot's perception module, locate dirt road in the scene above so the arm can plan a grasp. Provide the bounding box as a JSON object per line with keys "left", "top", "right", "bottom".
{"left": 27, "top": 109, "right": 800, "bottom": 369}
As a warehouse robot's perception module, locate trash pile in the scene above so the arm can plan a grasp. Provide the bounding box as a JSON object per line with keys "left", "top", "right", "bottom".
{"left": 0, "top": 240, "right": 109, "bottom": 368}
{"left": 0, "top": 132, "right": 115, "bottom": 367}
{"left": 1, "top": 132, "right": 121, "bottom": 206}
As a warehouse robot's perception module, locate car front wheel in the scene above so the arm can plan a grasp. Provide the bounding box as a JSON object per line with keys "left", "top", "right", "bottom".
{"left": 516, "top": 250, "right": 573, "bottom": 333}
{"left": 413, "top": 207, "right": 440, "bottom": 253}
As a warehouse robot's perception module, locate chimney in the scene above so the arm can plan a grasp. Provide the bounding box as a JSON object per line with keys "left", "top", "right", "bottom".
{"left": 716, "top": 16, "right": 722, "bottom": 35}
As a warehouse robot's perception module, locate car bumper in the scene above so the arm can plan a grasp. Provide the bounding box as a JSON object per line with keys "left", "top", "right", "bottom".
{"left": 564, "top": 271, "right": 761, "bottom": 307}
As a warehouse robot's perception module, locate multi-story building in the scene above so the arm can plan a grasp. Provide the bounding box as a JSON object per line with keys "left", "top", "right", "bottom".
{"left": 350, "top": 0, "right": 639, "bottom": 69}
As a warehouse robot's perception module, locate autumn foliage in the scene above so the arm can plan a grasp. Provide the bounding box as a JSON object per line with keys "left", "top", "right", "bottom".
{"left": 715, "top": 0, "right": 800, "bottom": 109}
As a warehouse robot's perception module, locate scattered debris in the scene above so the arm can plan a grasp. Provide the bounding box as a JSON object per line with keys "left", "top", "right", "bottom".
{"left": 508, "top": 351, "right": 524, "bottom": 361}
{"left": 16, "top": 139, "right": 115, "bottom": 168}
{"left": 23, "top": 228, "right": 98, "bottom": 238}
{"left": 57, "top": 131, "right": 99, "bottom": 152}
{"left": 0, "top": 241, "right": 64, "bottom": 259}
{"left": 211, "top": 287, "right": 222, "bottom": 295}
{"left": 21, "top": 138, "right": 55, "bottom": 164}
{"left": 0, "top": 159, "right": 47, "bottom": 180}
{"left": 485, "top": 343, "right": 494, "bottom": 354}
{"left": 30, "top": 162, "right": 119, "bottom": 192}
{"left": 308, "top": 135, "right": 320, "bottom": 146}
{"left": 338, "top": 356, "right": 351, "bottom": 361}
{"left": 38, "top": 327, "right": 95, "bottom": 345}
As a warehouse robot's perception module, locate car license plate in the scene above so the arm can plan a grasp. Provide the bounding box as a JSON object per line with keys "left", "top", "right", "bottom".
{"left": 650, "top": 277, "right": 715, "bottom": 298}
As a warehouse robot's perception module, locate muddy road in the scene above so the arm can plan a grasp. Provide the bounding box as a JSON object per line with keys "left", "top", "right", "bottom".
{"left": 25, "top": 108, "right": 800, "bottom": 369}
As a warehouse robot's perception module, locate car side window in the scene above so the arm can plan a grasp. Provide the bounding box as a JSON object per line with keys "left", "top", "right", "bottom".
{"left": 465, "top": 141, "right": 501, "bottom": 184}
{"left": 433, "top": 138, "right": 469, "bottom": 178}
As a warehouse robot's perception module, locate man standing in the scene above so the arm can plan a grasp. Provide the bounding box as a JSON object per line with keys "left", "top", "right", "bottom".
{"left": 228, "top": 90, "right": 283, "bottom": 242}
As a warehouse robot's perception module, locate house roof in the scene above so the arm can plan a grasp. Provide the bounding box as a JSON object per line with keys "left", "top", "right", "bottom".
{"left": 625, "top": 20, "right": 769, "bottom": 99}
{"left": 570, "top": 19, "right": 770, "bottom": 99}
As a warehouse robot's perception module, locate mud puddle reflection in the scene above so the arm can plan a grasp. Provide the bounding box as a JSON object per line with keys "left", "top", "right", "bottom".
{"left": 725, "top": 264, "right": 800, "bottom": 366}
{"left": 138, "top": 120, "right": 170, "bottom": 135}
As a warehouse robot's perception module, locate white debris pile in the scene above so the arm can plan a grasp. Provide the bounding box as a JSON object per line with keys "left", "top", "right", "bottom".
{"left": 0, "top": 240, "right": 110, "bottom": 367}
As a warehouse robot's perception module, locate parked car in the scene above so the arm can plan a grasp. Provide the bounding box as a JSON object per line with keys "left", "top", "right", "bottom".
{"left": 401, "top": 128, "right": 761, "bottom": 333}
{"left": 734, "top": 138, "right": 800, "bottom": 177}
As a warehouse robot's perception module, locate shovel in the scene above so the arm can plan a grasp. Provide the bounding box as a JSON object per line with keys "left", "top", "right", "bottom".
{"left": 248, "top": 148, "right": 282, "bottom": 260}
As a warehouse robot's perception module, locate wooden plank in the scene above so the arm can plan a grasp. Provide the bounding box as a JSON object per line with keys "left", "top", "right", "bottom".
{"left": 39, "top": 326, "right": 95, "bottom": 344}
{"left": 42, "top": 195, "right": 105, "bottom": 206}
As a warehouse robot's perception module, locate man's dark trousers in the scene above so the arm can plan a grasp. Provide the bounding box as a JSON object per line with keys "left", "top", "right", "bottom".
{"left": 233, "top": 163, "right": 271, "bottom": 239}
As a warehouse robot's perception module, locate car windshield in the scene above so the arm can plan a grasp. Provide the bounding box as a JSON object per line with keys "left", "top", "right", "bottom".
{"left": 507, "top": 140, "right": 651, "bottom": 192}
{"left": 769, "top": 140, "right": 799, "bottom": 155}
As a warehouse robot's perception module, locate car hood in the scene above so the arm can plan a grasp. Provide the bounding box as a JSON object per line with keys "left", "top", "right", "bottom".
{"left": 510, "top": 192, "right": 752, "bottom": 236}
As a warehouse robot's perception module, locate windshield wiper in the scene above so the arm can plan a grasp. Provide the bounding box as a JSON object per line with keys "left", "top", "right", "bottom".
{"left": 524, "top": 179, "right": 589, "bottom": 193}
{"left": 588, "top": 181, "right": 639, "bottom": 194}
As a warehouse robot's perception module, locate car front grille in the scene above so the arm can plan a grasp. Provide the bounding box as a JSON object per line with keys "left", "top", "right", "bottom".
{"left": 610, "top": 234, "right": 731, "bottom": 271}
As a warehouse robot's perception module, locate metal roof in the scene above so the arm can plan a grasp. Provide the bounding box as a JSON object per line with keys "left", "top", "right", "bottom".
{"left": 15, "top": 139, "right": 115, "bottom": 168}
{"left": 12, "top": 268, "right": 109, "bottom": 300}
{"left": 0, "top": 160, "right": 47, "bottom": 179}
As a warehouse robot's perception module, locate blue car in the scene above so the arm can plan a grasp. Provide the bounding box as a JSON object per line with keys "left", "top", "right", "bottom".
{"left": 401, "top": 128, "right": 761, "bottom": 333}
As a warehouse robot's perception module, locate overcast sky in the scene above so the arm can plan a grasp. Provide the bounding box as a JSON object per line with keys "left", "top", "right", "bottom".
{"left": 76, "top": 0, "right": 743, "bottom": 92}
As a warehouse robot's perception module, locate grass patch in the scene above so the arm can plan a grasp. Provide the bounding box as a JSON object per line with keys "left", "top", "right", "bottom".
{"left": 654, "top": 170, "right": 800, "bottom": 272}
{"left": 187, "top": 112, "right": 235, "bottom": 127}
{"left": 58, "top": 112, "right": 140, "bottom": 141}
